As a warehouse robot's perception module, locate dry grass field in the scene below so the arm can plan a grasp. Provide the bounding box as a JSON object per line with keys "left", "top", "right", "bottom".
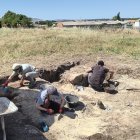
{"left": 0, "top": 28, "right": 140, "bottom": 75}
{"left": 0, "top": 28, "right": 140, "bottom": 64}
{"left": 0, "top": 28, "right": 140, "bottom": 140}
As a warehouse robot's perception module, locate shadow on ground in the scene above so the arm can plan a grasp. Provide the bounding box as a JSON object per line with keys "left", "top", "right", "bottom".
{"left": 0, "top": 84, "right": 85, "bottom": 140}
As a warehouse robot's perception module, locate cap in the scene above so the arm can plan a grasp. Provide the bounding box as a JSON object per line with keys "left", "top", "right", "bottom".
{"left": 39, "top": 84, "right": 59, "bottom": 96}
{"left": 47, "top": 86, "right": 59, "bottom": 96}
{"left": 12, "top": 63, "right": 22, "bottom": 71}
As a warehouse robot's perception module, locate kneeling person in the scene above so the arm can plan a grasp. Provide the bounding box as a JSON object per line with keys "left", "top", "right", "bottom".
{"left": 36, "top": 85, "right": 64, "bottom": 115}
{"left": 88, "top": 60, "right": 114, "bottom": 92}
{"left": 3, "top": 63, "right": 40, "bottom": 88}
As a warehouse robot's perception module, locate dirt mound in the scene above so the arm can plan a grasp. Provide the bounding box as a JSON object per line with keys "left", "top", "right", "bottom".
{"left": 88, "top": 133, "right": 112, "bottom": 140}
{"left": 116, "top": 67, "right": 140, "bottom": 79}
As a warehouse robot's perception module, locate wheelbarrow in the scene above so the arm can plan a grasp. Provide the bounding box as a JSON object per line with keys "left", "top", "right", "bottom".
{"left": 0, "top": 97, "right": 18, "bottom": 140}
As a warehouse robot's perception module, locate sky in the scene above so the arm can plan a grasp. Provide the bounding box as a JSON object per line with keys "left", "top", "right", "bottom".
{"left": 0, "top": 0, "right": 139, "bottom": 20}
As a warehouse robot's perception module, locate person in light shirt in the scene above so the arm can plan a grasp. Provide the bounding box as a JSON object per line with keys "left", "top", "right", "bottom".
{"left": 3, "top": 63, "right": 40, "bottom": 88}
{"left": 36, "top": 84, "right": 65, "bottom": 115}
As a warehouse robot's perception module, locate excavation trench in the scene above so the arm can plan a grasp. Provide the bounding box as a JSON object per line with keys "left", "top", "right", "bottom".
{"left": 0, "top": 61, "right": 80, "bottom": 85}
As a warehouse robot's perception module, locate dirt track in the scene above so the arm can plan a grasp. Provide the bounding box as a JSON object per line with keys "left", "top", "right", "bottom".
{"left": 0, "top": 55, "right": 140, "bottom": 140}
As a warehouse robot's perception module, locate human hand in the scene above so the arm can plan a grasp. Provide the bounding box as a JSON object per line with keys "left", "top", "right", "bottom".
{"left": 59, "top": 108, "right": 63, "bottom": 113}
{"left": 46, "top": 109, "right": 54, "bottom": 114}
{"left": 2, "top": 81, "right": 9, "bottom": 87}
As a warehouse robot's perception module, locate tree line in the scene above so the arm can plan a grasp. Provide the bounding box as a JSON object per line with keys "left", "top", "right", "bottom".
{"left": 0, "top": 11, "right": 33, "bottom": 28}
{"left": 35, "top": 20, "right": 55, "bottom": 27}
{"left": 0, "top": 11, "right": 139, "bottom": 28}
{"left": 0, "top": 11, "right": 55, "bottom": 28}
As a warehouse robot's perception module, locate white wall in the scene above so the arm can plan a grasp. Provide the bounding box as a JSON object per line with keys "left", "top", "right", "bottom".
{"left": 134, "top": 21, "right": 140, "bottom": 28}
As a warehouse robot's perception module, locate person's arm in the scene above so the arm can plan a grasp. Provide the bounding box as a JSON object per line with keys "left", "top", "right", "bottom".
{"left": 104, "top": 68, "right": 114, "bottom": 80}
{"left": 36, "top": 104, "right": 48, "bottom": 111}
{"left": 109, "top": 71, "right": 114, "bottom": 79}
{"left": 36, "top": 103, "right": 54, "bottom": 114}
{"left": 104, "top": 68, "right": 109, "bottom": 73}
{"left": 36, "top": 91, "right": 54, "bottom": 114}
{"left": 87, "top": 69, "right": 92, "bottom": 73}
{"left": 87, "top": 66, "right": 95, "bottom": 73}
{"left": 8, "top": 71, "right": 17, "bottom": 81}
{"left": 3, "top": 71, "right": 17, "bottom": 87}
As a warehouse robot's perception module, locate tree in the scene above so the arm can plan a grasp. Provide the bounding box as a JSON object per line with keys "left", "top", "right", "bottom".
{"left": 35, "top": 20, "right": 55, "bottom": 27}
{"left": 112, "top": 12, "right": 121, "bottom": 21}
{"left": 2, "top": 11, "right": 16, "bottom": 27}
{"left": 1, "top": 11, "right": 33, "bottom": 28}
{"left": 46, "top": 20, "right": 54, "bottom": 27}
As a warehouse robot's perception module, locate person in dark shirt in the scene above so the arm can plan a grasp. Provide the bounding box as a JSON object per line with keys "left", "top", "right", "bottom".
{"left": 88, "top": 60, "right": 114, "bottom": 92}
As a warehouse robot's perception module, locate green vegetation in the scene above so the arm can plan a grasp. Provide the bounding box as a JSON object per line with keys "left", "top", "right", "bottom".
{"left": 1, "top": 11, "right": 33, "bottom": 28}
{"left": 113, "top": 12, "right": 121, "bottom": 21}
{"left": 35, "top": 20, "right": 55, "bottom": 27}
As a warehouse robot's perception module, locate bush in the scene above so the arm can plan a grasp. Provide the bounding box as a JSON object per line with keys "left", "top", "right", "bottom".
{"left": 35, "top": 20, "right": 55, "bottom": 27}
{"left": 1, "top": 11, "right": 33, "bottom": 28}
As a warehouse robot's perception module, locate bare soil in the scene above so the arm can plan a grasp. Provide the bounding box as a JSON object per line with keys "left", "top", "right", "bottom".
{"left": 0, "top": 55, "right": 140, "bottom": 140}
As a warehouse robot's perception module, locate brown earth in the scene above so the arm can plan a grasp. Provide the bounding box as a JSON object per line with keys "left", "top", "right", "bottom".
{"left": 0, "top": 55, "right": 140, "bottom": 140}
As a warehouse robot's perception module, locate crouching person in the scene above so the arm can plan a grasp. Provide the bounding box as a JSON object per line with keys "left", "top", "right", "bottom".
{"left": 3, "top": 63, "right": 41, "bottom": 88}
{"left": 88, "top": 60, "right": 114, "bottom": 92}
{"left": 36, "top": 84, "right": 65, "bottom": 115}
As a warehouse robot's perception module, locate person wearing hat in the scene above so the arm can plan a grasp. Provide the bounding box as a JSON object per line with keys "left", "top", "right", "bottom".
{"left": 36, "top": 84, "right": 65, "bottom": 115}
{"left": 3, "top": 63, "right": 40, "bottom": 88}
{"left": 88, "top": 60, "right": 114, "bottom": 92}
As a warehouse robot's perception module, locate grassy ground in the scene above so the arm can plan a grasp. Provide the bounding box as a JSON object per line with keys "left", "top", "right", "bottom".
{"left": 0, "top": 28, "right": 140, "bottom": 74}
{"left": 0, "top": 28, "right": 140, "bottom": 140}
{"left": 0, "top": 28, "right": 140, "bottom": 59}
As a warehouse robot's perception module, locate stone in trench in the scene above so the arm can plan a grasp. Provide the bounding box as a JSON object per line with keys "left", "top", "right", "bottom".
{"left": 69, "top": 73, "right": 88, "bottom": 87}
{"left": 97, "top": 100, "right": 106, "bottom": 110}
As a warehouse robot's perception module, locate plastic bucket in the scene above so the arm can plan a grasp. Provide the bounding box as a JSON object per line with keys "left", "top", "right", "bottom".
{"left": 65, "top": 94, "right": 79, "bottom": 108}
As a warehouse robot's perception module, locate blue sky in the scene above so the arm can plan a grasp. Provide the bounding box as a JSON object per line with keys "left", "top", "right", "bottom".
{"left": 0, "top": 0, "right": 139, "bottom": 20}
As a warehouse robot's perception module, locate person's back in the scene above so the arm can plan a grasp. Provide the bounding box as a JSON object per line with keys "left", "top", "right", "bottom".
{"left": 3, "top": 63, "right": 37, "bottom": 88}
{"left": 20, "top": 64, "right": 35, "bottom": 75}
{"left": 36, "top": 84, "right": 64, "bottom": 114}
{"left": 88, "top": 65, "right": 107, "bottom": 86}
{"left": 88, "top": 60, "right": 109, "bottom": 91}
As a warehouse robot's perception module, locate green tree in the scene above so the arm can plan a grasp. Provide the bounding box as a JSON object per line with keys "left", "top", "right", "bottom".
{"left": 112, "top": 12, "right": 121, "bottom": 21}
{"left": 35, "top": 20, "right": 55, "bottom": 27}
{"left": 1, "top": 11, "right": 33, "bottom": 28}
{"left": 46, "top": 20, "right": 54, "bottom": 27}
{"left": 2, "top": 11, "right": 16, "bottom": 27}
